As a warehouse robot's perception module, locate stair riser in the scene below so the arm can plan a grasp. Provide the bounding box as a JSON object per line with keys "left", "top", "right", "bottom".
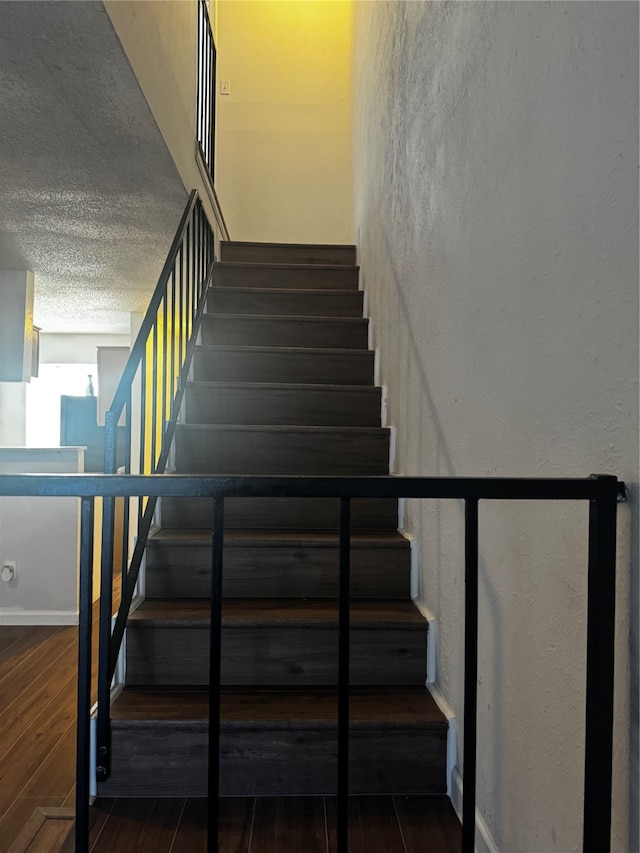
{"left": 173, "top": 428, "right": 390, "bottom": 475}
{"left": 214, "top": 265, "right": 359, "bottom": 290}
{"left": 125, "top": 627, "right": 427, "bottom": 686}
{"left": 184, "top": 385, "right": 381, "bottom": 427}
{"left": 100, "top": 726, "right": 447, "bottom": 797}
{"left": 159, "top": 496, "right": 399, "bottom": 530}
{"left": 208, "top": 290, "right": 363, "bottom": 318}
{"left": 193, "top": 347, "right": 375, "bottom": 386}
{"left": 145, "top": 544, "right": 410, "bottom": 599}
{"left": 200, "top": 316, "right": 369, "bottom": 349}
{"left": 220, "top": 242, "right": 356, "bottom": 266}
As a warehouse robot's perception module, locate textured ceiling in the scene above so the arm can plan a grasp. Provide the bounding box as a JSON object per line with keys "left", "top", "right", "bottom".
{"left": 0, "top": 1, "right": 188, "bottom": 333}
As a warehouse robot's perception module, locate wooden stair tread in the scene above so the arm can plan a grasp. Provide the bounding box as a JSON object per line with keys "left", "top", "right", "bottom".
{"left": 214, "top": 261, "right": 360, "bottom": 272}
{"left": 128, "top": 599, "right": 425, "bottom": 628}
{"left": 207, "top": 313, "right": 367, "bottom": 324}
{"left": 185, "top": 380, "right": 380, "bottom": 394}
{"left": 175, "top": 423, "right": 388, "bottom": 435}
{"left": 196, "top": 344, "right": 372, "bottom": 357}
{"left": 221, "top": 241, "right": 357, "bottom": 250}
{"left": 110, "top": 687, "right": 446, "bottom": 727}
{"left": 149, "top": 529, "right": 408, "bottom": 548}
{"left": 210, "top": 286, "right": 361, "bottom": 296}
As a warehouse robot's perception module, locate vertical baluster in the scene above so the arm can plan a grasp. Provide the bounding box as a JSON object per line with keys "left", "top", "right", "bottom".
{"left": 185, "top": 221, "right": 192, "bottom": 341}
{"left": 121, "top": 393, "right": 132, "bottom": 594}
{"left": 75, "top": 497, "right": 94, "bottom": 853}
{"left": 151, "top": 321, "right": 158, "bottom": 471}
{"left": 208, "top": 496, "right": 225, "bottom": 853}
{"left": 337, "top": 497, "right": 351, "bottom": 853}
{"left": 208, "top": 38, "right": 215, "bottom": 170}
{"left": 97, "top": 411, "right": 116, "bottom": 785}
{"left": 462, "top": 498, "right": 479, "bottom": 853}
{"left": 178, "top": 243, "right": 184, "bottom": 380}
{"left": 191, "top": 211, "right": 197, "bottom": 324}
{"left": 139, "top": 348, "right": 148, "bottom": 530}
{"left": 170, "top": 267, "right": 176, "bottom": 413}
{"left": 162, "top": 293, "right": 168, "bottom": 443}
{"left": 583, "top": 476, "right": 617, "bottom": 852}
{"left": 197, "top": 1, "right": 203, "bottom": 149}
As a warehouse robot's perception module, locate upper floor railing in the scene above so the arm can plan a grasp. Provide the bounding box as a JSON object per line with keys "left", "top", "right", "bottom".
{"left": 197, "top": 0, "right": 216, "bottom": 184}
{"left": 0, "top": 472, "right": 625, "bottom": 853}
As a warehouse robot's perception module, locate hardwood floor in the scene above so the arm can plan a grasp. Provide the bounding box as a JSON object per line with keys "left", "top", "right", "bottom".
{"left": 0, "top": 624, "right": 78, "bottom": 853}
{"left": 86, "top": 795, "right": 461, "bottom": 853}
{"left": 0, "top": 623, "right": 461, "bottom": 852}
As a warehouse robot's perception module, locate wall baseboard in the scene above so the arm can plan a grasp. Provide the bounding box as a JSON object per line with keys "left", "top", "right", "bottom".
{"left": 0, "top": 609, "right": 78, "bottom": 626}
{"left": 451, "top": 767, "right": 501, "bottom": 853}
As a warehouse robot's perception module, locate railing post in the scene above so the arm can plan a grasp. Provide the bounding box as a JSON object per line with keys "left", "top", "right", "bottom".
{"left": 462, "top": 498, "right": 479, "bottom": 853}
{"left": 97, "top": 409, "right": 117, "bottom": 784}
{"left": 208, "top": 496, "right": 225, "bottom": 853}
{"left": 75, "top": 497, "right": 94, "bottom": 853}
{"left": 337, "top": 497, "right": 351, "bottom": 853}
{"left": 583, "top": 475, "right": 618, "bottom": 853}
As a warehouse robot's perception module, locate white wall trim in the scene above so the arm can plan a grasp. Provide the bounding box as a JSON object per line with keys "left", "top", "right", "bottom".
{"left": 451, "top": 766, "right": 501, "bottom": 853}
{"left": 426, "top": 681, "right": 458, "bottom": 794}
{"left": 0, "top": 609, "right": 78, "bottom": 625}
{"left": 397, "top": 496, "right": 405, "bottom": 531}
{"left": 405, "top": 534, "right": 420, "bottom": 601}
{"left": 380, "top": 384, "right": 388, "bottom": 428}
{"left": 373, "top": 347, "right": 381, "bottom": 386}
{"left": 388, "top": 424, "right": 397, "bottom": 474}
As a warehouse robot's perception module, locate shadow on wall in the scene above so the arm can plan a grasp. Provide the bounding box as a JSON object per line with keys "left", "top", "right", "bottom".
{"left": 375, "top": 225, "right": 506, "bottom": 824}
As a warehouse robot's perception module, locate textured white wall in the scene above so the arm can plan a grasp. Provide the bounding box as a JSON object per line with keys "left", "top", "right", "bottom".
{"left": 353, "top": 2, "right": 638, "bottom": 851}
{"left": 0, "top": 448, "right": 84, "bottom": 624}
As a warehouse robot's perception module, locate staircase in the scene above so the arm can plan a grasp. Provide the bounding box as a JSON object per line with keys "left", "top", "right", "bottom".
{"left": 99, "top": 241, "right": 448, "bottom": 800}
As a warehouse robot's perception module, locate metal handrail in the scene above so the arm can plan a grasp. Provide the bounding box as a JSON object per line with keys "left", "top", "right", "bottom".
{"left": 96, "top": 190, "right": 214, "bottom": 787}
{"left": 0, "top": 472, "right": 624, "bottom": 853}
{"left": 196, "top": 0, "right": 216, "bottom": 184}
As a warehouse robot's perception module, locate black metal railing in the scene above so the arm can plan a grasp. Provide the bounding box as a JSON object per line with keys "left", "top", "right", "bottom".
{"left": 0, "top": 473, "right": 624, "bottom": 853}
{"left": 197, "top": 0, "right": 216, "bottom": 183}
{"left": 97, "top": 190, "right": 214, "bottom": 788}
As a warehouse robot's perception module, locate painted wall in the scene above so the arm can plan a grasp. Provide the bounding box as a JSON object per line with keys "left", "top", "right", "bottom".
{"left": 40, "top": 333, "right": 130, "bottom": 365}
{"left": 0, "top": 383, "right": 26, "bottom": 446}
{"left": 352, "top": 2, "right": 638, "bottom": 851}
{"left": 216, "top": 0, "right": 353, "bottom": 243}
{"left": 103, "top": 0, "right": 227, "bottom": 242}
{"left": 0, "top": 447, "right": 84, "bottom": 624}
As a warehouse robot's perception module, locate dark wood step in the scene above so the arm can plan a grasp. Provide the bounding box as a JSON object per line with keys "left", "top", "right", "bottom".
{"left": 100, "top": 688, "right": 447, "bottom": 797}
{"left": 172, "top": 424, "right": 390, "bottom": 475}
{"left": 183, "top": 381, "right": 382, "bottom": 427}
{"left": 207, "top": 288, "right": 363, "bottom": 318}
{"left": 220, "top": 241, "right": 357, "bottom": 266}
{"left": 125, "top": 600, "right": 428, "bottom": 687}
{"left": 200, "top": 314, "right": 369, "bottom": 349}
{"left": 213, "top": 261, "right": 359, "bottom": 290}
{"left": 145, "top": 530, "right": 411, "bottom": 599}
{"left": 193, "top": 345, "right": 375, "bottom": 386}
{"left": 160, "top": 496, "right": 399, "bottom": 531}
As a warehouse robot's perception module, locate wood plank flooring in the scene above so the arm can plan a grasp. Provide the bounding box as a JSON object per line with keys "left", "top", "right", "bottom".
{"left": 0, "top": 622, "right": 461, "bottom": 853}
{"left": 86, "top": 795, "right": 460, "bottom": 852}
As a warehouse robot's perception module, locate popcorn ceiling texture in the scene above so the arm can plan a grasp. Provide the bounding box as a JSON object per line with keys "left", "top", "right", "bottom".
{"left": 353, "top": 2, "right": 638, "bottom": 850}
{"left": 0, "top": 1, "right": 188, "bottom": 333}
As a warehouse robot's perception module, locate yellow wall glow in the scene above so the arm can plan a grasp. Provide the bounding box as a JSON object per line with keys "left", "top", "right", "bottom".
{"left": 216, "top": 0, "right": 353, "bottom": 243}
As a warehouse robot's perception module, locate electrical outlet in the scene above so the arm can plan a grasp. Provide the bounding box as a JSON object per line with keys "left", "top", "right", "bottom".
{"left": 1, "top": 561, "right": 17, "bottom": 582}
